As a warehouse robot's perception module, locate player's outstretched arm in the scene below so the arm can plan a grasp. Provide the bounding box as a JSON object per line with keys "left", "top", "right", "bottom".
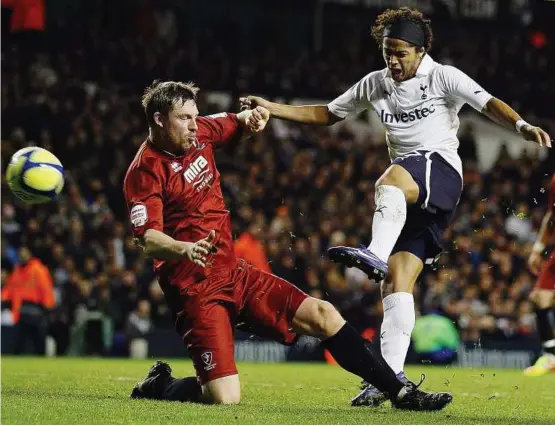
{"left": 239, "top": 96, "right": 342, "bottom": 126}
{"left": 140, "top": 229, "right": 216, "bottom": 267}
{"left": 481, "top": 98, "right": 552, "bottom": 148}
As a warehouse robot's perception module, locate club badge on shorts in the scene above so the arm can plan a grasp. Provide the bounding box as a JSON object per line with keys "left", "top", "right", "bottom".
{"left": 201, "top": 351, "right": 217, "bottom": 371}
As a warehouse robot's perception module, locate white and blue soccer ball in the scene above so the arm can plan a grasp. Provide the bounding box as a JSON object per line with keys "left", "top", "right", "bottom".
{"left": 6, "top": 147, "right": 65, "bottom": 204}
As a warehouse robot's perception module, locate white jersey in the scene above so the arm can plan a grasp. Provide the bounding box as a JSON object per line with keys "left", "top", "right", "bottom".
{"left": 327, "top": 55, "right": 492, "bottom": 177}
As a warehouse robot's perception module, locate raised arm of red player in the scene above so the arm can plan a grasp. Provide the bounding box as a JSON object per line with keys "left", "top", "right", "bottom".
{"left": 196, "top": 109, "right": 270, "bottom": 148}
{"left": 196, "top": 113, "right": 243, "bottom": 149}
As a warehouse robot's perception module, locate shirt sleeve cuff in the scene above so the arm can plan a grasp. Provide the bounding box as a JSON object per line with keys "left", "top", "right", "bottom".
{"left": 326, "top": 102, "right": 349, "bottom": 119}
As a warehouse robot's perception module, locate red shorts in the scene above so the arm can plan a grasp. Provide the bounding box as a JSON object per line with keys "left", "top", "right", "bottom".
{"left": 167, "top": 259, "right": 308, "bottom": 384}
{"left": 536, "top": 250, "right": 555, "bottom": 291}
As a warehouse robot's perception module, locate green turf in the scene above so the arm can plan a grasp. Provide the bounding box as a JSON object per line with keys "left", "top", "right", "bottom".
{"left": 1, "top": 356, "right": 554, "bottom": 424}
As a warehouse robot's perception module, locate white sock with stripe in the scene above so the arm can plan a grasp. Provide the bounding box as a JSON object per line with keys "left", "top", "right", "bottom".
{"left": 368, "top": 185, "right": 407, "bottom": 263}
{"left": 380, "top": 292, "right": 415, "bottom": 374}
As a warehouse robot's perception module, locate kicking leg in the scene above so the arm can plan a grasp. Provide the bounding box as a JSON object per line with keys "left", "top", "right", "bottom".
{"left": 328, "top": 164, "right": 418, "bottom": 281}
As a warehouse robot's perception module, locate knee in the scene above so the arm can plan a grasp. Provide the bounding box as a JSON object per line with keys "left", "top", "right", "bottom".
{"left": 375, "top": 167, "right": 418, "bottom": 204}
{"left": 375, "top": 174, "right": 396, "bottom": 189}
{"left": 309, "top": 300, "right": 344, "bottom": 338}
{"left": 530, "top": 290, "right": 554, "bottom": 309}
{"left": 202, "top": 376, "right": 241, "bottom": 405}
{"left": 528, "top": 290, "right": 538, "bottom": 305}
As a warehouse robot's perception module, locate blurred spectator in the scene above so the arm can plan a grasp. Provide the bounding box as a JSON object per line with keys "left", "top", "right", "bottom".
{"left": 457, "top": 123, "right": 478, "bottom": 164}
{"left": 126, "top": 300, "right": 152, "bottom": 359}
{"left": 235, "top": 222, "right": 271, "bottom": 273}
{"left": 1, "top": 246, "right": 55, "bottom": 354}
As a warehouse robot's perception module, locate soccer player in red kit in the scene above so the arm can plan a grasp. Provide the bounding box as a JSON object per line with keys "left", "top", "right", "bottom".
{"left": 124, "top": 79, "right": 452, "bottom": 410}
{"left": 524, "top": 173, "right": 555, "bottom": 376}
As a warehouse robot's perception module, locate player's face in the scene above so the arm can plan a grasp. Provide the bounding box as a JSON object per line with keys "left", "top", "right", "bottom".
{"left": 382, "top": 37, "right": 423, "bottom": 82}
{"left": 163, "top": 99, "right": 199, "bottom": 153}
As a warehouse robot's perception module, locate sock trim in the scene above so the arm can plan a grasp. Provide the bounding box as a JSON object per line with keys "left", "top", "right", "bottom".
{"left": 368, "top": 185, "right": 407, "bottom": 263}
{"left": 382, "top": 292, "right": 414, "bottom": 311}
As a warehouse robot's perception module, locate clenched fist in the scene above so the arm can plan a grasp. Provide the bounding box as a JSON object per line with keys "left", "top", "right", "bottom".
{"left": 185, "top": 230, "right": 217, "bottom": 267}
{"left": 245, "top": 106, "right": 270, "bottom": 132}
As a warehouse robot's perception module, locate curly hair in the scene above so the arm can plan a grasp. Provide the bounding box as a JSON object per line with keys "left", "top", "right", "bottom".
{"left": 371, "top": 7, "right": 433, "bottom": 52}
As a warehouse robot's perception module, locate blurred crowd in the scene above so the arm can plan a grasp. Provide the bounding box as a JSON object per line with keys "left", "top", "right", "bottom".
{"left": 1, "top": 6, "right": 554, "bottom": 356}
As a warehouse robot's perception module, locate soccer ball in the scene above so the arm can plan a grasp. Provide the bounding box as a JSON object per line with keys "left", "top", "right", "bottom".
{"left": 6, "top": 147, "right": 65, "bottom": 204}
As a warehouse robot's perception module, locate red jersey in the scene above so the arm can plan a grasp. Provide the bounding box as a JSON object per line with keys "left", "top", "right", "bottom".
{"left": 123, "top": 113, "right": 243, "bottom": 286}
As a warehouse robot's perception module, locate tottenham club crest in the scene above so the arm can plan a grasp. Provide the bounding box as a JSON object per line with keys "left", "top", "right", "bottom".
{"left": 420, "top": 84, "right": 428, "bottom": 100}
{"left": 201, "top": 351, "right": 217, "bottom": 371}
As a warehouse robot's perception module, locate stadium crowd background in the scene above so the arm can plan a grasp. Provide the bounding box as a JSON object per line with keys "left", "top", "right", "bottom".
{"left": 1, "top": 0, "right": 554, "bottom": 357}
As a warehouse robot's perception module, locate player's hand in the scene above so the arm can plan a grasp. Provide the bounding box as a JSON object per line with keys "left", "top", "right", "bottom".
{"left": 521, "top": 124, "right": 552, "bottom": 148}
{"left": 246, "top": 106, "right": 270, "bottom": 132}
{"left": 185, "top": 230, "right": 216, "bottom": 267}
{"left": 528, "top": 251, "right": 543, "bottom": 275}
{"left": 239, "top": 95, "right": 270, "bottom": 111}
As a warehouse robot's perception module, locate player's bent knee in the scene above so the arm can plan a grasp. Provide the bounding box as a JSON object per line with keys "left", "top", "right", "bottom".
{"left": 375, "top": 172, "right": 398, "bottom": 189}
{"left": 532, "top": 289, "right": 554, "bottom": 309}
{"left": 317, "top": 300, "right": 344, "bottom": 337}
{"left": 292, "top": 298, "right": 344, "bottom": 338}
{"left": 202, "top": 375, "right": 241, "bottom": 405}
{"left": 528, "top": 289, "right": 539, "bottom": 304}
{"left": 375, "top": 165, "right": 419, "bottom": 203}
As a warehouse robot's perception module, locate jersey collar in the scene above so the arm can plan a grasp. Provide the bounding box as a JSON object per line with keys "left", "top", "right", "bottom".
{"left": 383, "top": 54, "right": 435, "bottom": 80}
{"left": 415, "top": 54, "right": 435, "bottom": 77}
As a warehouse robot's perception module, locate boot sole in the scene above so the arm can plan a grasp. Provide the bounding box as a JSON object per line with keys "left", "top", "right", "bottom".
{"left": 328, "top": 249, "right": 387, "bottom": 281}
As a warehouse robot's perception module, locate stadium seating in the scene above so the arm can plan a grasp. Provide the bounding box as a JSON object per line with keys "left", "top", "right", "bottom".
{"left": 1, "top": 6, "right": 553, "bottom": 357}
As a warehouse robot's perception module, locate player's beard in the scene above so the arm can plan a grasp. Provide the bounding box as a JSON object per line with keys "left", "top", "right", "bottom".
{"left": 181, "top": 136, "right": 197, "bottom": 151}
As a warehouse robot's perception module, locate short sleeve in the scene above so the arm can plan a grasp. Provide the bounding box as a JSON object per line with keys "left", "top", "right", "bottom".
{"left": 439, "top": 65, "right": 493, "bottom": 112}
{"left": 197, "top": 113, "right": 242, "bottom": 148}
{"left": 123, "top": 165, "right": 164, "bottom": 238}
{"left": 327, "top": 75, "right": 372, "bottom": 119}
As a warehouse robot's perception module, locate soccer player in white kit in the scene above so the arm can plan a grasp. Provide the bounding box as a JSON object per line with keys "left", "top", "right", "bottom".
{"left": 241, "top": 7, "right": 552, "bottom": 406}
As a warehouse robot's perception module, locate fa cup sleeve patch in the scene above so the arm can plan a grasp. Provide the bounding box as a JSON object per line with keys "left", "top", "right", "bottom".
{"left": 130, "top": 204, "right": 148, "bottom": 227}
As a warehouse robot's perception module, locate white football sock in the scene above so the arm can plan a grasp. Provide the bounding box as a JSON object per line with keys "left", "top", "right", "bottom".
{"left": 368, "top": 185, "right": 407, "bottom": 263}
{"left": 380, "top": 292, "right": 415, "bottom": 375}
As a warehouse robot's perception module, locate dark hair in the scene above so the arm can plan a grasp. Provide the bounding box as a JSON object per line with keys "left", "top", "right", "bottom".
{"left": 141, "top": 80, "right": 200, "bottom": 126}
{"left": 371, "top": 7, "right": 433, "bottom": 52}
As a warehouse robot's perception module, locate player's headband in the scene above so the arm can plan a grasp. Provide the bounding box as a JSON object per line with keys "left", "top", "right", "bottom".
{"left": 383, "top": 21, "right": 425, "bottom": 47}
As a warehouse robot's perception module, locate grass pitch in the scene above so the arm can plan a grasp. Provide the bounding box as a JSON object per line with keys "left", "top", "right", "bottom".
{"left": 1, "top": 356, "right": 554, "bottom": 424}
